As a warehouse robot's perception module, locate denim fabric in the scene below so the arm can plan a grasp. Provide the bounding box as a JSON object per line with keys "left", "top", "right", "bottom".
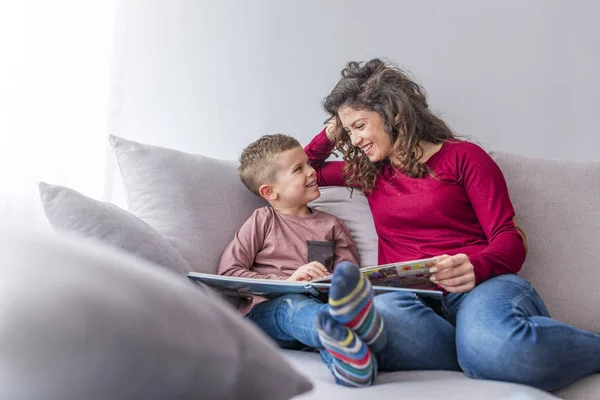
{"left": 247, "top": 294, "right": 336, "bottom": 366}
{"left": 247, "top": 275, "right": 599, "bottom": 391}
{"left": 373, "top": 274, "right": 600, "bottom": 391}
{"left": 247, "top": 294, "right": 328, "bottom": 350}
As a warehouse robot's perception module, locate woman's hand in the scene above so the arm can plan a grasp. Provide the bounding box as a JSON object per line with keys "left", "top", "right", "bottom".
{"left": 287, "top": 261, "right": 330, "bottom": 282}
{"left": 325, "top": 117, "right": 337, "bottom": 142}
{"left": 430, "top": 254, "right": 476, "bottom": 293}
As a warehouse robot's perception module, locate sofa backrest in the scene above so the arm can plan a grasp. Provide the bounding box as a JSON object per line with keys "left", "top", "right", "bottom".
{"left": 109, "top": 135, "right": 599, "bottom": 332}
{"left": 491, "top": 152, "right": 600, "bottom": 333}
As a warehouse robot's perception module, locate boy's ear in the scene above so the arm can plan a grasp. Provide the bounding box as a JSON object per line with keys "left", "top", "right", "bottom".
{"left": 258, "top": 184, "right": 277, "bottom": 201}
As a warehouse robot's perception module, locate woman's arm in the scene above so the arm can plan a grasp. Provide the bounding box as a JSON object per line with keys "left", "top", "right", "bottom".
{"left": 433, "top": 144, "right": 527, "bottom": 291}
{"left": 462, "top": 146, "right": 527, "bottom": 283}
{"left": 305, "top": 129, "right": 346, "bottom": 187}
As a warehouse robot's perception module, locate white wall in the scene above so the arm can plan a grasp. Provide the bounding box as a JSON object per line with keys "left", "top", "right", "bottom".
{"left": 111, "top": 0, "right": 599, "bottom": 162}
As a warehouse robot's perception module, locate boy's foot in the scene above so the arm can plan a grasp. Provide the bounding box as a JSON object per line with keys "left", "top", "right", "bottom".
{"left": 315, "top": 311, "right": 376, "bottom": 387}
{"left": 328, "top": 261, "right": 387, "bottom": 353}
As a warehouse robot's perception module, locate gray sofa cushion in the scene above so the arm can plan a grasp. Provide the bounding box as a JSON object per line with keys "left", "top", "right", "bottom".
{"left": 492, "top": 152, "right": 600, "bottom": 333}
{"left": 0, "top": 232, "right": 312, "bottom": 400}
{"left": 309, "top": 187, "right": 378, "bottom": 267}
{"left": 110, "top": 135, "right": 266, "bottom": 274}
{"left": 39, "top": 182, "right": 191, "bottom": 275}
{"left": 282, "top": 350, "right": 558, "bottom": 400}
{"left": 554, "top": 373, "right": 600, "bottom": 400}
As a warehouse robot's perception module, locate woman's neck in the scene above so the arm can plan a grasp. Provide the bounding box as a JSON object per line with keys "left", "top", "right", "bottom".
{"left": 418, "top": 141, "right": 444, "bottom": 163}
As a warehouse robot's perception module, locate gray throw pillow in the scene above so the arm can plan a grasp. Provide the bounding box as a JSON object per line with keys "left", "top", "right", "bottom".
{"left": 109, "top": 135, "right": 266, "bottom": 274}
{"left": 310, "top": 187, "right": 378, "bottom": 267}
{"left": 0, "top": 231, "right": 313, "bottom": 400}
{"left": 39, "top": 182, "right": 191, "bottom": 275}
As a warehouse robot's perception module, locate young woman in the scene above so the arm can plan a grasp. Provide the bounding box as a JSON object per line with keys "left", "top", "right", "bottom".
{"left": 305, "top": 58, "right": 600, "bottom": 391}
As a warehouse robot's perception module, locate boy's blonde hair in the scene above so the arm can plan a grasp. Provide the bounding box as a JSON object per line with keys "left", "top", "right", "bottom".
{"left": 238, "top": 134, "right": 301, "bottom": 196}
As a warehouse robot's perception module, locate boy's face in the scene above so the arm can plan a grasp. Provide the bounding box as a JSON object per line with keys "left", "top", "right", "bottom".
{"left": 269, "top": 146, "right": 320, "bottom": 208}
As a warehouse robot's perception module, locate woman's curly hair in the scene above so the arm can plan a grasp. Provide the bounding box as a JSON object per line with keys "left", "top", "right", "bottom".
{"left": 323, "top": 59, "right": 456, "bottom": 194}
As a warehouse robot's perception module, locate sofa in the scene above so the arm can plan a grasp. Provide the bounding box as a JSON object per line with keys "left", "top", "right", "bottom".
{"left": 28, "top": 135, "right": 599, "bottom": 399}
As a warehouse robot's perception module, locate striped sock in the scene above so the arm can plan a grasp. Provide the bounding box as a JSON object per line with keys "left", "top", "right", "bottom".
{"left": 328, "top": 261, "right": 387, "bottom": 353}
{"left": 315, "top": 311, "right": 375, "bottom": 387}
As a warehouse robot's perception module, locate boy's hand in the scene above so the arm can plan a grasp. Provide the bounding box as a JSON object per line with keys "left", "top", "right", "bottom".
{"left": 287, "top": 261, "right": 330, "bottom": 282}
{"left": 325, "top": 117, "right": 337, "bottom": 142}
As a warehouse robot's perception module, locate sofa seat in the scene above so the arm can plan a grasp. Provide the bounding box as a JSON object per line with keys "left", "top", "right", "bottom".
{"left": 282, "top": 349, "right": 600, "bottom": 400}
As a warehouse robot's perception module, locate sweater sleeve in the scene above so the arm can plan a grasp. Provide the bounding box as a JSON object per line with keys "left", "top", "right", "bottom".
{"left": 304, "top": 129, "right": 346, "bottom": 187}
{"left": 217, "top": 209, "right": 284, "bottom": 280}
{"left": 332, "top": 218, "right": 361, "bottom": 267}
{"left": 457, "top": 144, "right": 527, "bottom": 283}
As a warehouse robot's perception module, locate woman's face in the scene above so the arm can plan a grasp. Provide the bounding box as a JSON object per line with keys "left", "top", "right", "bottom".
{"left": 338, "top": 106, "right": 393, "bottom": 162}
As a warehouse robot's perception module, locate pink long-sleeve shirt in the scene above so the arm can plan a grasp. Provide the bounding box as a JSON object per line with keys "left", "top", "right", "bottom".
{"left": 305, "top": 130, "right": 527, "bottom": 284}
{"left": 218, "top": 206, "right": 360, "bottom": 314}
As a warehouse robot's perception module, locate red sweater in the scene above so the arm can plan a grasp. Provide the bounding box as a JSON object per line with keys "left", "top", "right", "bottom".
{"left": 305, "top": 130, "right": 527, "bottom": 284}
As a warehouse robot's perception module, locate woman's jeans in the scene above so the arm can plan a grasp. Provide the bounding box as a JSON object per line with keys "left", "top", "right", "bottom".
{"left": 247, "top": 274, "right": 600, "bottom": 391}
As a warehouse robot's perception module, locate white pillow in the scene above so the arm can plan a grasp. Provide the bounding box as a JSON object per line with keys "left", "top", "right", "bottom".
{"left": 110, "top": 135, "right": 266, "bottom": 274}
{"left": 0, "top": 231, "right": 312, "bottom": 399}
{"left": 110, "top": 135, "right": 380, "bottom": 272}
{"left": 39, "top": 182, "right": 191, "bottom": 275}
{"left": 310, "top": 187, "right": 378, "bottom": 267}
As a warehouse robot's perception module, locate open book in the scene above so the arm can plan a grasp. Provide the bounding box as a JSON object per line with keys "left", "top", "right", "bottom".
{"left": 187, "top": 257, "right": 442, "bottom": 299}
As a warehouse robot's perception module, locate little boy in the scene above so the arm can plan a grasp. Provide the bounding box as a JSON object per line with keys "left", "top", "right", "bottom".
{"left": 217, "top": 134, "right": 387, "bottom": 387}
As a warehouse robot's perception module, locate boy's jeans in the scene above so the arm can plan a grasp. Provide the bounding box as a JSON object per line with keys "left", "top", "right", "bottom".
{"left": 247, "top": 274, "right": 600, "bottom": 391}
{"left": 247, "top": 294, "right": 327, "bottom": 350}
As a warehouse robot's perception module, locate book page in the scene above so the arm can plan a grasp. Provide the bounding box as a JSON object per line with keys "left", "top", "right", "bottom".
{"left": 312, "top": 257, "right": 438, "bottom": 290}
{"left": 362, "top": 257, "right": 438, "bottom": 290}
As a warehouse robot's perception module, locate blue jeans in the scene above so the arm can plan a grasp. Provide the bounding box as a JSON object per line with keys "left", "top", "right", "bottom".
{"left": 246, "top": 294, "right": 333, "bottom": 365}
{"left": 247, "top": 294, "right": 379, "bottom": 369}
{"left": 247, "top": 294, "right": 328, "bottom": 350}
{"left": 247, "top": 275, "right": 600, "bottom": 391}
{"left": 374, "top": 274, "right": 600, "bottom": 391}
